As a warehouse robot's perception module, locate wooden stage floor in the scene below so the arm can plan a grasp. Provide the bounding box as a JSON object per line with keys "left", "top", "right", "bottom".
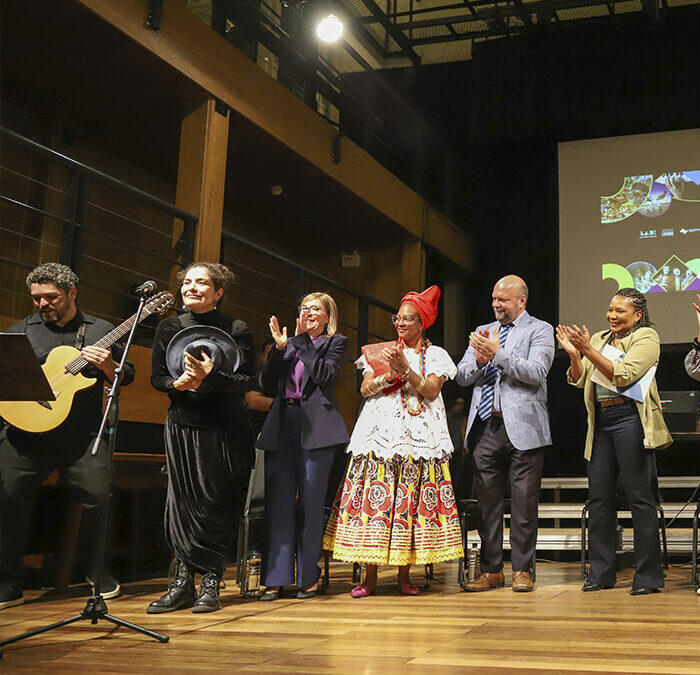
{"left": 1, "top": 561, "right": 699, "bottom": 674}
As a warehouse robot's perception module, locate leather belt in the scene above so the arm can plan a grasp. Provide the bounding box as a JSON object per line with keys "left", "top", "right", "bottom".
{"left": 597, "top": 397, "right": 628, "bottom": 408}
{"left": 285, "top": 398, "right": 301, "bottom": 406}
{"left": 491, "top": 410, "right": 503, "bottom": 418}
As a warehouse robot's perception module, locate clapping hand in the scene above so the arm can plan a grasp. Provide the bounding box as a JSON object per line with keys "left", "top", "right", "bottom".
{"left": 296, "top": 308, "right": 309, "bottom": 336}
{"left": 560, "top": 324, "right": 591, "bottom": 353}
{"left": 555, "top": 325, "right": 579, "bottom": 356}
{"left": 469, "top": 328, "right": 499, "bottom": 363}
{"left": 381, "top": 345, "right": 406, "bottom": 379}
{"left": 269, "top": 315, "right": 288, "bottom": 350}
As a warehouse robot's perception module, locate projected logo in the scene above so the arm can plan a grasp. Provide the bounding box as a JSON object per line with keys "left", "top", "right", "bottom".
{"left": 602, "top": 256, "right": 700, "bottom": 293}
{"left": 601, "top": 171, "right": 700, "bottom": 223}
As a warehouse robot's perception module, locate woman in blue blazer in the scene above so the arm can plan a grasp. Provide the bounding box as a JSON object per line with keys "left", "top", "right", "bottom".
{"left": 256, "top": 292, "right": 349, "bottom": 600}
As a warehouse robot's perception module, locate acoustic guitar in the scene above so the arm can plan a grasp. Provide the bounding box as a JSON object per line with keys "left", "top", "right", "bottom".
{"left": 0, "top": 291, "right": 174, "bottom": 433}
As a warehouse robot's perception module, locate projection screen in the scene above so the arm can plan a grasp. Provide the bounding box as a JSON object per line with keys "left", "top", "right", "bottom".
{"left": 558, "top": 129, "right": 700, "bottom": 344}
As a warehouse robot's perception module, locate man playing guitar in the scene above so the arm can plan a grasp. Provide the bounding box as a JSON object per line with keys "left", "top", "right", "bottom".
{"left": 0, "top": 262, "right": 134, "bottom": 610}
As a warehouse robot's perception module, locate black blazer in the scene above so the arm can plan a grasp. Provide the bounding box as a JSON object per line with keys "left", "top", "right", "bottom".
{"left": 256, "top": 332, "right": 350, "bottom": 451}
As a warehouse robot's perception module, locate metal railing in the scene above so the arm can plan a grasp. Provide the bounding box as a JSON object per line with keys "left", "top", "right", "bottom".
{"left": 1, "top": 127, "right": 400, "bottom": 360}
{"left": 220, "top": 229, "right": 398, "bottom": 362}
{"left": 0, "top": 127, "right": 197, "bottom": 338}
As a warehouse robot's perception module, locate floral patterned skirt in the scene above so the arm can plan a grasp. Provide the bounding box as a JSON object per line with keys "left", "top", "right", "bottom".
{"left": 323, "top": 452, "right": 464, "bottom": 566}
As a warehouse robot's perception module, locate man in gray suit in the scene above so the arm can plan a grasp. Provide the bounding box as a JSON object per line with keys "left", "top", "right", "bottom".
{"left": 457, "top": 275, "right": 554, "bottom": 592}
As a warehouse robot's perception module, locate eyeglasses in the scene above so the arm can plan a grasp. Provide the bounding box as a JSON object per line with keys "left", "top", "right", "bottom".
{"left": 391, "top": 314, "right": 419, "bottom": 325}
{"left": 299, "top": 305, "right": 324, "bottom": 315}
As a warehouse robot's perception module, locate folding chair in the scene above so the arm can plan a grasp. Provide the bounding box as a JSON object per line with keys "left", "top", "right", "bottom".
{"left": 692, "top": 501, "right": 700, "bottom": 592}
{"left": 236, "top": 448, "right": 266, "bottom": 596}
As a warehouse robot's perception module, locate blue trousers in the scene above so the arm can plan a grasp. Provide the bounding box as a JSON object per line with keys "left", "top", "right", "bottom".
{"left": 262, "top": 405, "right": 336, "bottom": 588}
{"left": 587, "top": 400, "right": 663, "bottom": 589}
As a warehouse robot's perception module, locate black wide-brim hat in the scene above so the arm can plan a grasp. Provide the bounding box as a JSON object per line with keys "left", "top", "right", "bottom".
{"left": 165, "top": 325, "right": 241, "bottom": 385}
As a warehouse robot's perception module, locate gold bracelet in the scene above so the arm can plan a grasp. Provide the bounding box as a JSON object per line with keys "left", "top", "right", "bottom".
{"left": 415, "top": 377, "right": 426, "bottom": 394}
{"left": 374, "top": 374, "right": 390, "bottom": 390}
{"left": 402, "top": 365, "right": 411, "bottom": 380}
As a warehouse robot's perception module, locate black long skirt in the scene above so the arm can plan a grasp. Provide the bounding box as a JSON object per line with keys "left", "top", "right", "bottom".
{"left": 163, "top": 416, "right": 251, "bottom": 575}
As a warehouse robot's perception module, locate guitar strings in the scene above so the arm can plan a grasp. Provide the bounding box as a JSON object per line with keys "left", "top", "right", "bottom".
{"left": 42, "top": 298, "right": 167, "bottom": 390}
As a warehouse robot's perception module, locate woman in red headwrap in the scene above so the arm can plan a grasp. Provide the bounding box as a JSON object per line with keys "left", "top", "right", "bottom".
{"left": 323, "top": 286, "right": 464, "bottom": 597}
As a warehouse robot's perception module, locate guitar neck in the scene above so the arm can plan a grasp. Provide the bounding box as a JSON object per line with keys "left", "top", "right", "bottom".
{"left": 66, "top": 306, "right": 156, "bottom": 375}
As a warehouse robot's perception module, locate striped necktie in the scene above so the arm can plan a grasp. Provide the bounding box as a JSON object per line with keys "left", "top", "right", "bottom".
{"left": 477, "top": 323, "right": 513, "bottom": 421}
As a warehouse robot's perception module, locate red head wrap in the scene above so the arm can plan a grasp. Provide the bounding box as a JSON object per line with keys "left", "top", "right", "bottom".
{"left": 399, "top": 285, "right": 441, "bottom": 330}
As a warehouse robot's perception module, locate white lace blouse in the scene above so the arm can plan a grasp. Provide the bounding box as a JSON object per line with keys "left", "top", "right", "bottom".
{"left": 346, "top": 344, "right": 458, "bottom": 461}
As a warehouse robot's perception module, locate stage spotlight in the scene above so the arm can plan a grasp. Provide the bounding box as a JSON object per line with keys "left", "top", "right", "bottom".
{"left": 316, "top": 14, "right": 343, "bottom": 42}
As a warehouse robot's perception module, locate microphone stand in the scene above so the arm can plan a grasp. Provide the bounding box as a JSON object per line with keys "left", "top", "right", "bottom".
{"left": 0, "top": 292, "right": 169, "bottom": 651}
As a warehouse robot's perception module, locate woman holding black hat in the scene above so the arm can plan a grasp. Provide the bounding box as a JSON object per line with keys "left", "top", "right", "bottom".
{"left": 323, "top": 286, "right": 463, "bottom": 597}
{"left": 148, "top": 262, "right": 254, "bottom": 613}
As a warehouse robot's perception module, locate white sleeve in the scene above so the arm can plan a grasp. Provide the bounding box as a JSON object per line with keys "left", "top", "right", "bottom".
{"left": 425, "top": 346, "right": 457, "bottom": 379}
{"left": 355, "top": 354, "right": 373, "bottom": 375}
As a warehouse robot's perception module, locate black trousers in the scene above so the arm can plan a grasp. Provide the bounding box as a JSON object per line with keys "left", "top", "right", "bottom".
{"left": 471, "top": 417, "right": 544, "bottom": 573}
{"left": 587, "top": 401, "right": 663, "bottom": 589}
{"left": 0, "top": 428, "right": 110, "bottom": 584}
{"left": 163, "top": 417, "right": 249, "bottom": 577}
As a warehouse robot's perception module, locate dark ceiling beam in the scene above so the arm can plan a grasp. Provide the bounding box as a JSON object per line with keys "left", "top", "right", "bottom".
{"left": 327, "top": 1, "right": 390, "bottom": 64}
{"left": 392, "top": 0, "right": 630, "bottom": 30}
{"left": 356, "top": 2, "right": 471, "bottom": 22}
{"left": 404, "top": 4, "right": 681, "bottom": 46}
{"left": 511, "top": 0, "right": 534, "bottom": 27}
{"left": 407, "top": 26, "right": 527, "bottom": 45}
{"left": 460, "top": 0, "right": 480, "bottom": 17}
{"left": 641, "top": 0, "right": 659, "bottom": 20}
{"left": 356, "top": 0, "right": 421, "bottom": 64}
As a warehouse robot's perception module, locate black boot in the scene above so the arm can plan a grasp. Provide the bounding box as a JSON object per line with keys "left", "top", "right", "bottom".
{"left": 192, "top": 572, "right": 225, "bottom": 613}
{"left": 147, "top": 559, "right": 195, "bottom": 614}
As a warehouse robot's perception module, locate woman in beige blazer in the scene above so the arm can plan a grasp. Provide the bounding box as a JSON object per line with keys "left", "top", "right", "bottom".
{"left": 685, "top": 293, "right": 700, "bottom": 381}
{"left": 557, "top": 288, "right": 672, "bottom": 595}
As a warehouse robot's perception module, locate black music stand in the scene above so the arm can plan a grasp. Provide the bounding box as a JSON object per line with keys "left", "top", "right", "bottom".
{"left": 0, "top": 333, "right": 54, "bottom": 401}
{"left": 0, "top": 298, "right": 169, "bottom": 656}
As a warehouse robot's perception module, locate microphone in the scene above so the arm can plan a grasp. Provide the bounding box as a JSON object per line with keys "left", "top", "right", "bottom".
{"left": 133, "top": 280, "right": 157, "bottom": 296}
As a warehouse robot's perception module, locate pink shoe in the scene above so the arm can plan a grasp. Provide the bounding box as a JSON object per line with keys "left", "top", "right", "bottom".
{"left": 350, "top": 584, "right": 375, "bottom": 598}
{"left": 398, "top": 580, "right": 421, "bottom": 596}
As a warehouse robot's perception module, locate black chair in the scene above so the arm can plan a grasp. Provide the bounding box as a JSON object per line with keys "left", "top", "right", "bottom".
{"left": 236, "top": 449, "right": 266, "bottom": 596}
{"left": 692, "top": 501, "right": 700, "bottom": 592}
{"left": 457, "top": 498, "right": 480, "bottom": 585}
{"left": 580, "top": 465, "right": 669, "bottom": 579}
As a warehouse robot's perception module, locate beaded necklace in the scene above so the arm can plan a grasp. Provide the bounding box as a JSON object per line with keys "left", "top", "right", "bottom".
{"left": 400, "top": 338, "right": 428, "bottom": 416}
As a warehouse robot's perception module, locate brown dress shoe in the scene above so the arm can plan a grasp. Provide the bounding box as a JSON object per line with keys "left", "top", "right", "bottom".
{"left": 462, "top": 571, "right": 505, "bottom": 592}
{"left": 512, "top": 571, "right": 534, "bottom": 592}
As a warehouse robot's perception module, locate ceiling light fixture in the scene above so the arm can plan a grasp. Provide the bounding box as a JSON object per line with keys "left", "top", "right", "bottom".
{"left": 316, "top": 14, "right": 343, "bottom": 42}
